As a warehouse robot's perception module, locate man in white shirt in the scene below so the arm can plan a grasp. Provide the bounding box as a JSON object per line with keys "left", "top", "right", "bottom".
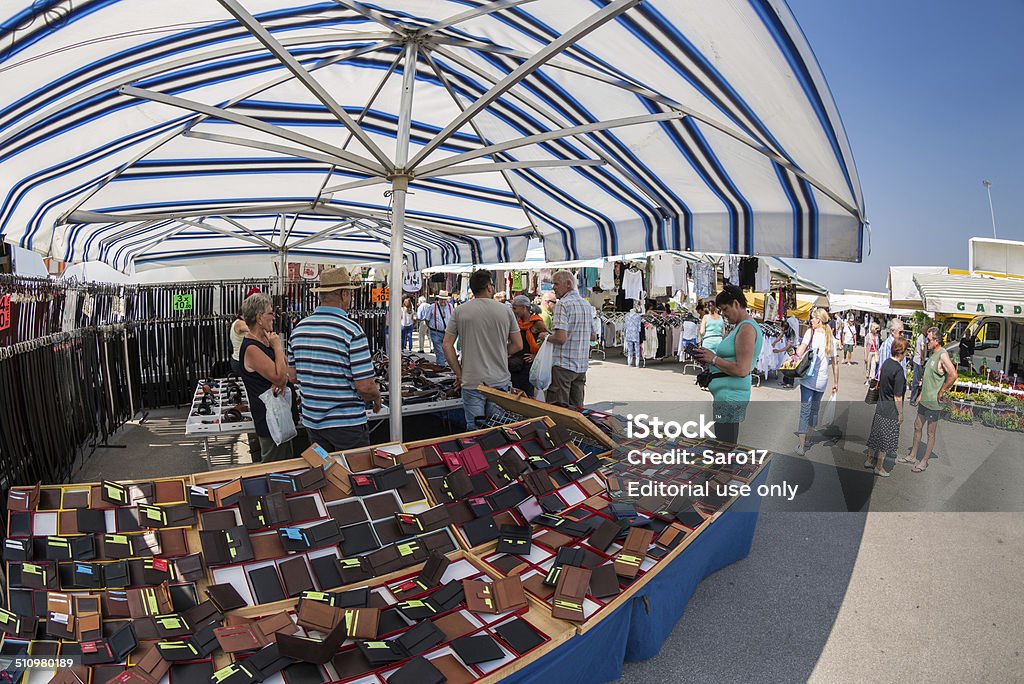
{"left": 415, "top": 295, "right": 430, "bottom": 352}
{"left": 841, "top": 318, "right": 857, "bottom": 365}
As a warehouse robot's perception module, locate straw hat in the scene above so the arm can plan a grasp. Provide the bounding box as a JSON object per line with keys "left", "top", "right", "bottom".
{"left": 436, "top": 290, "right": 451, "bottom": 299}
{"left": 311, "top": 267, "right": 359, "bottom": 292}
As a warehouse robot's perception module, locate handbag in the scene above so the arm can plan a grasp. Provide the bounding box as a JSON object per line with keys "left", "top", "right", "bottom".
{"left": 865, "top": 378, "right": 879, "bottom": 405}
{"left": 780, "top": 349, "right": 815, "bottom": 379}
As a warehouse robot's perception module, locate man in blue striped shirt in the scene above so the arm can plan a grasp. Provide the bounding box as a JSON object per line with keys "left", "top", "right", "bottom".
{"left": 288, "top": 267, "right": 382, "bottom": 452}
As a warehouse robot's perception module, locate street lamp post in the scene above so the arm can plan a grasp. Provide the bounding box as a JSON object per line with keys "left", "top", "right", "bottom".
{"left": 982, "top": 179, "right": 997, "bottom": 238}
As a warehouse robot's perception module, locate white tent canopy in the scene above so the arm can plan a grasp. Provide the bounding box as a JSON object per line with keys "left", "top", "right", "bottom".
{"left": 1, "top": 1, "right": 865, "bottom": 438}
{"left": 888, "top": 266, "right": 949, "bottom": 310}
{"left": 914, "top": 273, "right": 1024, "bottom": 318}
{"left": 829, "top": 289, "right": 916, "bottom": 317}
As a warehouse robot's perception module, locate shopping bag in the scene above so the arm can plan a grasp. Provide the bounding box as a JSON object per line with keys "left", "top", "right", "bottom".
{"left": 529, "top": 340, "right": 554, "bottom": 392}
{"left": 820, "top": 393, "right": 837, "bottom": 426}
{"left": 780, "top": 350, "right": 814, "bottom": 379}
{"left": 260, "top": 387, "right": 298, "bottom": 445}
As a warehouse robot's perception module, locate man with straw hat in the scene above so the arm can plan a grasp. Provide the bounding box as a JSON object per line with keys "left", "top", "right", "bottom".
{"left": 288, "top": 267, "right": 382, "bottom": 451}
{"left": 425, "top": 290, "right": 455, "bottom": 366}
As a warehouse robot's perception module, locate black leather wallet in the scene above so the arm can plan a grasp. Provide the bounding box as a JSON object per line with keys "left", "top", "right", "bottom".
{"left": 425, "top": 580, "right": 464, "bottom": 613}
{"left": 310, "top": 554, "right": 344, "bottom": 590}
{"left": 386, "top": 656, "right": 445, "bottom": 684}
{"left": 249, "top": 565, "right": 286, "bottom": 605}
{"left": 496, "top": 524, "right": 532, "bottom": 555}
{"left": 486, "top": 483, "right": 529, "bottom": 511}
{"left": 451, "top": 634, "right": 504, "bottom": 665}
{"left": 588, "top": 563, "right": 621, "bottom": 598}
{"left": 395, "top": 620, "right": 445, "bottom": 656}
{"left": 438, "top": 468, "right": 473, "bottom": 502}
{"left": 76, "top": 508, "right": 107, "bottom": 534}
{"left": 200, "top": 527, "right": 254, "bottom": 566}
{"left": 461, "top": 514, "right": 499, "bottom": 547}
{"left": 356, "top": 639, "right": 409, "bottom": 666}
{"left": 339, "top": 522, "right": 380, "bottom": 556}
{"left": 495, "top": 617, "right": 544, "bottom": 655}
{"left": 351, "top": 465, "right": 409, "bottom": 496}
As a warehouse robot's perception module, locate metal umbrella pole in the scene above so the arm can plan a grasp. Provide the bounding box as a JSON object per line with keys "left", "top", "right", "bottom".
{"left": 387, "top": 41, "right": 418, "bottom": 442}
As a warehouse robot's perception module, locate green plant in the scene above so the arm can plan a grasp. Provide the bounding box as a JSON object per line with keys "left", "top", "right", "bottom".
{"left": 947, "top": 402, "right": 974, "bottom": 424}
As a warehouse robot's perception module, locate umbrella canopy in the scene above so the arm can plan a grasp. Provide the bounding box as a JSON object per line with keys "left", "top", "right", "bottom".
{"left": 914, "top": 273, "right": 1024, "bottom": 318}
{"left": 1, "top": 0, "right": 864, "bottom": 266}
{"left": 0, "top": 0, "right": 865, "bottom": 438}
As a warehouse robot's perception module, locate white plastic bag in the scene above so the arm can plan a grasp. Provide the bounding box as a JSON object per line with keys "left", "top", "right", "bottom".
{"left": 529, "top": 340, "right": 554, "bottom": 393}
{"left": 820, "top": 392, "right": 837, "bottom": 426}
{"left": 260, "top": 386, "right": 297, "bottom": 445}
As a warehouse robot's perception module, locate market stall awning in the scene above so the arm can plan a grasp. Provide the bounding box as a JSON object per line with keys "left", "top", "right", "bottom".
{"left": 888, "top": 266, "right": 948, "bottom": 310}
{"left": 914, "top": 273, "right": 1024, "bottom": 318}
{"left": 829, "top": 289, "right": 916, "bottom": 317}
{"left": 1, "top": 0, "right": 865, "bottom": 270}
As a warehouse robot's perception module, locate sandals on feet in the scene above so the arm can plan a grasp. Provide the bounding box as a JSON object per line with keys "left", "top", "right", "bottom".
{"left": 897, "top": 456, "right": 916, "bottom": 464}
{"left": 874, "top": 468, "right": 891, "bottom": 477}
{"left": 912, "top": 462, "right": 928, "bottom": 473}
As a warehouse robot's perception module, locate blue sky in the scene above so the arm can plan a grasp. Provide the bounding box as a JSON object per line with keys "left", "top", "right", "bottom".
{"left": 784, "top": 0, "right": 1024, "bottom": 292}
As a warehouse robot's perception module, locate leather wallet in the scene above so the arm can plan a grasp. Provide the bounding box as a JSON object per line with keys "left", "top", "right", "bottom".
{"left": 438, "top": 468, "right": 473, "bottom": 502}
{"left": 299, "top": 443, "right": 355, "bottom": 496}
{"left": 587, "top": 518, "right": 624, "bottom": 553}
{"left": 394, "top": 506, "right": 451, "bottom": 536}
{"left": 461, "top": 514, "right": 499, "bottom": 547}
{"left": 351, "top": 465, "right": 410, "bottom": 496}
{"left": 386, "top": 656, "right": 445, "bottom": 684}
{"left": 551, "top": 565, "right": 590, "bottom": 622}
{"left": 0, "top": 608, "right": 35, "bottom": 638}
{"left": 81, "top": 622, "right": 137, "bottom": 665}
{"left": 425, "top": 580, "right": 464, "bottom": 613}
{"left": 441, "top": 443, "right": 489, "bottom": 476}
{"left": 249, "top": 565, "right": 286, "bottom": 605}
{"left": 486, "top": 483, "right": 530, "bottom": 512}
{"left": 433, "top": 612, "right": 477, "bottom": 641}
{"left": 267, "top": 467, "right": 326, "bottom": 494}
{"left": 19, "top": 561, "right": 57, "bottom": 589}
{"left": 588, "top": 564, "right": 621, "bottom": 599}
{"left": 494, "top": 617, "right": 544, "bottom": 655}
{"left": 328, "top": 500, "right": 367, "bottom": 527}
{"left": 340, "top": 608, "right": 378, "bottom": 639}
{"left": 209, "top": 662, "right": 258, "bottom": 684}
{"left": 239, "top": 493, "right": 292, "bottom": 530}
{"left": 451, "top": 634, "right": 504, "bottom": 665}
{"left": 187, "top": 484, "right": 215, "bottom": 509}
{"left": 522, "top": 471, "right": 555, "bottom": 498}
{"left": 278, "top": 520, "right": 341, "bottom": 552}
{"left": 657, "top": 524, "right": 687, "bottom": 550}
{"left": 201, "top": 509, "right": 238, "bottom": 531}
{"left": 276, "top": 620, "right": 345, "bottom": 664}
{"left": 250, "top": 531, "right": 287, "bottom": 560}
{"left": 127, "top": 584, "right": 172, "bottom": 618}
{"left": 499, "top": 450, "right": 529, "bottom": 477}
{"left": 214, "top": 612, "right": 296, "bottom": 653}
{"left": 279, "top": 556, "right": 315, "bottom": 597}
{"left": 395, "top": 619, "right": 445, "bottom": 656}
{"left": 366, "top": 539, "right": 427, "bottom": 576}
{"left": 3, "top": 538, "right": 32, "bottom": 562}
{"left": 212, "top": 479, "right": 243, "bottom": 507}
{"left": 463, "top": 576, "right": 527, "bottom": 614}
{"left": 607, "top": 502, "right": 638, "bottom": 521}
{"left": 245, "top": 642, "right": 293, "bottom": 679}
{"left": 155, "top": 639, "right": 202, "bottom": 662}
{"left": 142, "top": 557, "right": 172, "bottom": 585}
{"left": 477, "top": 429, "right": 511, "bottom": 450}
{"left": 394, "top": 551, "right": 450, "bottom": 598}
{"left": 132, "top": 640, "right": 171, "bottom": 682}
{"left": 496, "top": 524, "right": 532, "bottom": 555}
{"left": 100, "top": 481, "right": 131, "bottom": 507}
{"left": 296, "top": 600, "right": 343, "bottom": 633}
{"left": 538, "top": 493, "right": 566, "bottom": 514}
{"left": 338, "top": 556, "right": 375, "bottom": 585}
{"left": 172, "top": 553, "right": 205, "bottom": 582}
{"left": 544, "top": 547, "right": 586, "bottom": 587}
{"left": 200, "top": 527, "right": 254, "bottom": 566}
{"left": 395, "top": 598, "right": 439, "bottom": 621}
{"left": 364, "top": 493, "right": 402, "bottom": 519}
{"left": 71, "top": 561, "right": 103, "bottom": 589}
{"left": 614, "top": 527, "right": 655, "bottom": 579}
{"left": 183, "top": 600, "right": 222, "bottom": 629}
{"left": 356, "top": 639, "right": 409, "bottom": 666}
{"left": 76, "top": 508, "right": 107, "bottom": 534}
{"left": 136, "top": 504, "right": 194, "bottom": 529}
{"left": 207, "top": 583, "right": 246, "bottom": 612}
{"left": 310, "top": 555, "right": 344, "bottom": 590}
{"left": 7, "top": 484, "right": 40, "bottom": 511}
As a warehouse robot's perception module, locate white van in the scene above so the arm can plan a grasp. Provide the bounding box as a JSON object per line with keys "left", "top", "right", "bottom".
{"left": 950, "top": 316, "right": 1024, "bottom": 378}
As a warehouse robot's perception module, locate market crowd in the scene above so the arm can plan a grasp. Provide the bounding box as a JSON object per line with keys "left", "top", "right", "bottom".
{"left": 232, "top": 266, "right": 598, "bottom": 461}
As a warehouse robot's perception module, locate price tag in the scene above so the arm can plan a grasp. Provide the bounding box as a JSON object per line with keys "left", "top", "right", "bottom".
{"left": 370, "top": 287, "right": 389, "bottom": 303}
{"left": 172, "top": 293, "right": 194, "bottom": 311}
{"left": 0, "top": 294, "right": 10, "bottom": 331}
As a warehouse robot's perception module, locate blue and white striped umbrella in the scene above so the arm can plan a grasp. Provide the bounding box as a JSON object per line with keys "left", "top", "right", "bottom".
{"left": 0, "top": 0, "right": 865, "bottom": 271}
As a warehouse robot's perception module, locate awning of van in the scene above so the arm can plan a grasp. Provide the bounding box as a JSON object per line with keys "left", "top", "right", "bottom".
{"left": 913, "top": 273, "right": 1024, "bottom": 317}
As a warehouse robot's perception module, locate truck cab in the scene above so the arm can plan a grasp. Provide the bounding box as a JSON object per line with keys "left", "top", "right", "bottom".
{"left": 950, "top": 316, "right": 1024, "bottom": 379}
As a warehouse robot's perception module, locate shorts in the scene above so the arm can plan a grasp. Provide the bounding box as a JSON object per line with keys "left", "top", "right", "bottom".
{"left": 917, "top": 404, "right": 942, "bottom": 423}
{"left": 843, "top": 344, "right": 854, "bottom": 354}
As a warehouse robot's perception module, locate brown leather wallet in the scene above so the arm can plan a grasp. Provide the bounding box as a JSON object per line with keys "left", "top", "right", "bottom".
{"left": 127, "top": 584, "right": 172, "bottom": 618}
{"left": 296, "top": 600, "right": 343, "bottom": 633}
{"left": 462, "top": 576, "right": 527, "bottom": 614}
{"left": 6, "top": 484, "right": 40, "bottom": 511}
{"left": 580, "top": 477, "right": 606, "bottom": 497}
{"left": 342, "top": 607, "right": 380, "bottom": 639}
{"left": 656, "top": 524, "right": 687, "bottom": 549}
{"left": 522, "top": 470, "right": 555, "bottom": 498}
{"left": 214, "top": 612, "right": 297, "bottom": 653}
{"left": 344, "top": 448, "right": 375, "bottom": 472}
{"left": 551, "top": 565, "right": 591, "bottom": 622}
{"left": 250, "top": 532, "right": 287, "bottom": 561}
{"left": 131, "top": 641, "right": 171, "bottom": 683}
{"left": 613, "top": 527, "right": 655, "bottom": 579}
{"left": 301, "top": 444, "right": 353, "bottom": 495}
{"left": 212, "top": 479, "right": 243, "bottom": 507}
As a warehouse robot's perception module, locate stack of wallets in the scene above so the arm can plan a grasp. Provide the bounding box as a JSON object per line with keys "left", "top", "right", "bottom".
{"left": 462, "top": 576, "right": 527, "bottom": 614}
{"left": 276, "top": 621, "right": 346, "bottom": 664}
{"left": 350, "top": 465, "right": 409, "bottom": 496}
{"left": 393, "top": 506, "right": 451, "bottom": 535}
{"left": 239, "top": 493, "right": 292, "bottom": 530}
{"left": 543, "top": 547, "right": 586, "bottom": 587}
{"left": 551, "top": 565, "right": 591, "bottom": 622}
{"left": 267, "top": 466, "right": 326, "bottom": 494}
{"left": 391, "top": 552, "right": 450, "bottom": 599}
{"left": 440, "top": 443, "right": 489, "bottom": 476}
{"left": 277, "top": 520, "right": 342, "bottom": 552}
{"left": 300, "top": 444, "right": 353, "bottom": 496}
{"left": 200, "top": 527, "right": 254, "bottom": 566}
{"left": 496, "top": 524, "right": 532, "bottom": 555}
{"left": 213, "top": 612, "right": 298, "bottom": 653}
{"left": 614, "top": 527, "right": 655, "bottom": 579}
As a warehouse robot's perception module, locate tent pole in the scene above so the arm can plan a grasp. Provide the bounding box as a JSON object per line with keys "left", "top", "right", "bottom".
{"left": 388, "top": 39, "right": 418, "bottom": 442}
{"left": 278, "top": 248, "right": 287, "bottom": 307}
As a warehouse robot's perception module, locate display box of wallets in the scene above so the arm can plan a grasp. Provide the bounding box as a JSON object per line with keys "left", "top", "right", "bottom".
{"left": 219, "top": 551, "right": 571, "bottom": 684}
{"left": 4, "top": 398, "right": 770, "bottom": 677}
{"left": 187, "top": 378, "right": 254, "bottom": 434}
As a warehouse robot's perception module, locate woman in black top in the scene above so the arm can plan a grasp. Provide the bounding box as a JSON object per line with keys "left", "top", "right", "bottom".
{"left": 864, "top": 336, "right": 908, "bottom": 477}
{"left": 239, "top": 293, "right": 293, "bottom": 462}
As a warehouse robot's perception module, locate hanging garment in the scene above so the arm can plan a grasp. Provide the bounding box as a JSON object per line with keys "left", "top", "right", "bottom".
{"left": 599, "top": 262, "right": 615, "bottom": 290}
{"left": 624, "top": 311, "right": 643, "bottom": 342}
{"left": 622, "top": 268, "right": 645, "bottom": 302}
{"left": 691, "top": 262, "right": 715, "bottom": 299}
{"left": 754, "top": 258, "right": 772, "bottom": 292}
{"left": 650, "top": 254, "right": 675, "bottom": 288}
{"left": 511, "top": 271, "right": 523, "bottom": 291}
{"left": 765, "top": 293, "right": 778, "bottom": 321}
{"left": 642, "top": 323, "right": 659, "bottom": 359}
{"left": 738, "top": 257, "right": 758, "bottom": 289}
{"left": 723, "top": 255, "right": 741, "bottom": 287}
{"left": 581, "top": 267, "right": 599, "bottom": 288}
{"left": 672, "top": 258, "right": 688, "bottom": 296}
